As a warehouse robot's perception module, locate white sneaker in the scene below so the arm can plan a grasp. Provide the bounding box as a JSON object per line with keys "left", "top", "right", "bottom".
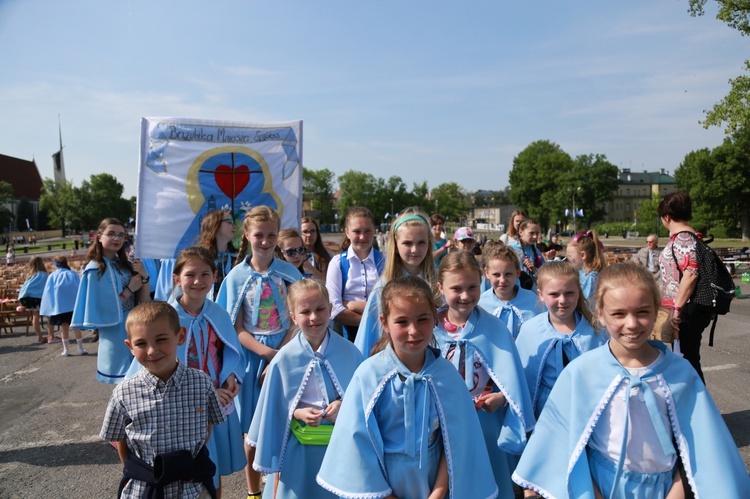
{"left": 78, "top": 349, "right": 88, "bottom": 356}
{"left": 61, "top": 351, "right": 69, "bottom": 357}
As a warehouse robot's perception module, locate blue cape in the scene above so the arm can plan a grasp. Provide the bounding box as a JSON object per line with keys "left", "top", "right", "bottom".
{"left": 317, "top": 345, "right": 499, "bottom": 499}
{"left": 354, "top": 278, "right": 385, "bottom": 358}
{"left": 515, "top": 312, "right": 606, "bottom": 417}
{"left": 478, "top": 286, "right": 546, "bottom": 340}
{"left": 247, "top": 329, "right": 363, "bottom": 473}
{"left": 433, "top": 306, "right": 535, "bottom": 455}
{"left": 153, "top": 258, "right": 175, "bottom": 302}
{"left": 72, "top": 259, "right": 129, "bottom": 329}
{"left": 40, "top": 269, "right": 80, "bottom": 316}
{"left": 513, "top": 341, "right": 750, "bottom": 498}
{"left": 19, "top": 271, "right": 47, "bottom": 300}
{"left": 579, "top": 269, "right": 599, "bottom": 305}
{"left": 216, "top": 257, "right": 301, "bottom": 327}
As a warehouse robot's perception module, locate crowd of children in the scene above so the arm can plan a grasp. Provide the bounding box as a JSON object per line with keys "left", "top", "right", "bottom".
{"left": 13, "top": 204, "right": 748, "bottom": 498}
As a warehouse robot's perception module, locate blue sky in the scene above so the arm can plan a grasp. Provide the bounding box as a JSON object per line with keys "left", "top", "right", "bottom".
{"left": 0, "top": 1, "right": 745, "bottom": 199}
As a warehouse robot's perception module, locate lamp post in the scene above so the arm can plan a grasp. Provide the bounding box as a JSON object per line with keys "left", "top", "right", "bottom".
{"left": 571, "top": 187, "right": 581, "bottom": 234}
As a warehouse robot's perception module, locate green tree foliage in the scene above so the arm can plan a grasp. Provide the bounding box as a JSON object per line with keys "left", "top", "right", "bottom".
{"left": 78, "top": 173, "right": 132, "bottom": 228}
{"left": 689, "top": 0, "right": 750, "bottom": 133}
{"left": 509, "top": 140, "right": 574, "bottom": 229}
{"left": 675, "top": 131, "right": 750, "bottom": 239}
{"left": 473, "top": 188, "right": 511, "bottom": 207}
{"left": 39, "top": 179, "right": 81, "bottom": 234}
{"left": 337, "top": 170, "right": 384, "bottom": 221}
{"left": 567, "top": 154, "right": 620, "bottom": 227}
{"left": 431, "top": 182, "right": 470, "bottom": 223}
{"left": 303, "top": 167, "right": 337, "bottom": 223}
{"left": 0, "top": 181, "right": 14, "bottom": 231}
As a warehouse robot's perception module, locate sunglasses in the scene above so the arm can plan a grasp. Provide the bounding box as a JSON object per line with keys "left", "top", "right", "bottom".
{"left": 282, "top": 247, "right": 307, "bottom": 257}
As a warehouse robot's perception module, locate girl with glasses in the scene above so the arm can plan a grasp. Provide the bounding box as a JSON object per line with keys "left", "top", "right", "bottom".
{"left": 72, "top": 217, "right": 150, "bottom": 384}
{"left": 276, "top": 228, "right": 325, "bottom": 280}
{"left": 301, "top": 217, "right": 331, "bottom": 275}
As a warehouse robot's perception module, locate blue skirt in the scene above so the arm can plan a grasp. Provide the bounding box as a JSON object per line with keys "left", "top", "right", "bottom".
{"left": 237, "top": 330, "right": 287, "bottom": 430}
{"left": 588, "top": 447, "right": 674, "bottom": 499}
{"left": 206, "top": 408, "right": 245, "bottom": 487}
{"left": 96, "top": 323, "right": 132, "bottom": 384}
{"left": 478, "top": 408, "right": 516, "bottom": 498}
{"left": 261, "top": 436, "right": 336, "bottom": 499}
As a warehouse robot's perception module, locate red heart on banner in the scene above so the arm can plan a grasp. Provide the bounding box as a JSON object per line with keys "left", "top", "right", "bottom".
{"left": 214, "top": 164, "right": 250, "bottom": 199}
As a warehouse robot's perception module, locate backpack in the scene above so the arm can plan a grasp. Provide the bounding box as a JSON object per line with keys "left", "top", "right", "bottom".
{"left": 672, "top": 231, "right": 735, "bottom": 346}
{"left": 337, "top": 248, "right": 386, "bottom": 341}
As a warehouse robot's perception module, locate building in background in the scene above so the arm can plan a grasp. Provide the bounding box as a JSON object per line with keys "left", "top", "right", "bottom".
{"left": 600, "top": 168, "right": 676, "bottom": 224}
{"left": 0, "top": 154, "right": 44, "bottom": 231}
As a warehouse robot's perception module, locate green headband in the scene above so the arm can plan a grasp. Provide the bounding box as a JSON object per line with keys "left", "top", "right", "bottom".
{"left": 392, "top": 214, "right": 428, "bottom": 233}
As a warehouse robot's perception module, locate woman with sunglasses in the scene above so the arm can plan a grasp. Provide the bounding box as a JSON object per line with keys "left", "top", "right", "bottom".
{"left": 301, "top": 217, "right": 331, "bottom": 275}
{"left": 277, "top": 228, "right": 325, "bottom": 280}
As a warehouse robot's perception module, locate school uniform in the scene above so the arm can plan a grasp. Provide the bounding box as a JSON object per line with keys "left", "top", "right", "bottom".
{"left": 18, "top": 271, "right": 48, "bottom": 308}
{"left": 40, "top": 268, "right": 80, "bottom": 318}
{"left": 247, "top": 329, "right": 363, "bottom": 498}
{"left": 515, "top": 312, "right": 606, "bottom": 418}
{"left": 317, "top": 344, "right": 499, "bottom": 499}
{"left": 433, "top": 306, "right": 535, "bottom": 497}
{"left": 513, "top": 341, "right": 750, "bottom": 498}
{"left": 216, "top": 257, "right": 301, "bottom": 429}
{"left": 579, "top": 269, "right": 599, "bottom": 306}
{"left": 478, "top": 286, "right": 546, "bottom": 340}
{"left": 72, "top": 259, "right": 135, "bottom": 384}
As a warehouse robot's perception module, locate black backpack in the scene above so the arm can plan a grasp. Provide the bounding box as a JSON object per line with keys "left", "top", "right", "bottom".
{"left": 672, "top": 231, "right": 736, "bottom": 345}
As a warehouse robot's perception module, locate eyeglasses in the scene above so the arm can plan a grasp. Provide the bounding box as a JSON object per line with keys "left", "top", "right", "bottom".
{"left": 222, "top": 218, "right": 233, "bottom": 224}
{"left": 281, "top": 247, "right": 307, "bottom": 257}
{"left": 301, "top": 230, "right": 317, "bottom": 235}
{"left": 103, "top": 232, "right": 126, "bottom": 240}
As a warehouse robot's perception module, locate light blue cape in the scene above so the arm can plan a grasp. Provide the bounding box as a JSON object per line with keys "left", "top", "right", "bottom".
{"left": 247, "top": 329, "right": 363, "bottom": 473}
{"left": 71, "top": 259, "right": 128, "bottom": 329}
{"left": 433, "top": 306, "right": 536, "bottom": 455}
{"left": 478, "top": 286, "right": 546, "bottom": 340}
{"left": 515, "top": 312, "right": 606, "bottom": 417}
{"left": 513, "top": 341, "right": 750, "bottom": 498}
{"left": 353, "top": 278, "right": 385, "bottom": 358}
{"left": 317, "top": 345, "right": 499, "bottom": 499}
{"left": 19, "top": 271, "right": 47, "bottom": 300}
{"left": 40, "top": 269, "right": 80, "bottom": 316}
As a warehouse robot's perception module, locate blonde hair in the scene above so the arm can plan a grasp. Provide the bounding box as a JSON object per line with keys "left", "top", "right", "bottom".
{"left": 372, "top": 275, "right": 438, "bottom": 356}
{"left": 125, "top": 301, "right": 181, "bottom": 339}
{"left": 383, "top": 210, "right": 436, "bottom": 284}
{"left": 537, "top": 261, "right": 594, "bottom": 328}
{"left": 287, "top": 278, "right": 330, "bottom": 313}
{"left": 481, "top": 244, "right": 519, "bottom": 271}
{"left": 506, "top": 209, "right": 528, "bottom": 239}
{"left": 27, "top": 256, "right": 47, "bottom": 274}
{"left": 571, "top": 230, "right": 606, "bottom": 273}
{"left": 594, "top": 262, "right": 660, "bottom": 326}
{"left": 437, "top": 250, "right": 483, "bottom": 285}
{"left": 235, "top": 206, "right": 281, "bottom": 265}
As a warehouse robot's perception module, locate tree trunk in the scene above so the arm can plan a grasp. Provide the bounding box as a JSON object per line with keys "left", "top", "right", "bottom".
{"left": 742, "top": 206, "right": 750, "bottom": 241}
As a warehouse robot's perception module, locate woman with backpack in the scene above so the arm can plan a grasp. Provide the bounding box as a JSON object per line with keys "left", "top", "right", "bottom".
{"left": 658, "top": 192, "right": 715, "bottom": 383}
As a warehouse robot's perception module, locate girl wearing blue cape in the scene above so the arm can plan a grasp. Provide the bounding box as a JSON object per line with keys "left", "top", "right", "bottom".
{"left": 355, "top": 210, "right": 437, "bottom": 358}
{"left": 215, "top": 206, "right": 301, "bottom": 499}
{"left": 434, "top": 252, "right": 535, "bottom": 497}
{"left": 515, "top": 261, "right": 606, "bottom": 418}
{"left": 507, "top": 218, "right": 545, "bottom": 291}
{"left": 40, "top": 256, "right": 84, "bottom": 356}
{"left": 247, "top": 279, "right": 363, "bottom": 498}
{"left": 317, "top": 275, "right": 499, "bottom": 499}
{"left": 478, "top": 245, "right": 546, "bottom": 340}
{"left": 72, "top": 218, "right": 150, "bottom": 384}
{"left": 18, "top": 256, "right": 48, "bottom": 343}
{"left": 513, "top": 263, "right": 750, "bottom": 498}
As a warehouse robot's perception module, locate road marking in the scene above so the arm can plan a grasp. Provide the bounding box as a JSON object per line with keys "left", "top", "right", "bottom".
{"left": 703, "top": 364, "right": 739, "bottom": 372}
{"left": 0, "top": 367, "right": 40, "bottom": 383}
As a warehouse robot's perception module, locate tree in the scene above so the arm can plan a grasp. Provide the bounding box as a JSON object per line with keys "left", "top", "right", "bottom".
{"left": 689, "top": 1, "right": 750, "bottom": 133}
{"left": 566, "top": 154, "right": 619, "bottom": 227}
{"left": 303, "top": 167, "right": 337, "bottom": 223}
{"left": 78, "top": 173, "right": 132, "bottom": 229}
{"left": 431, "top": 182, "right": 470, "bottom": 224}
{"left": 15, "top": 198, "right": 36, "bottom": 231}
{"left": 473, "top": 188, "right": 511, "bottom": 207}
{"left": 0, "top": 181, "right": 14, "bottom": 232}
{"left": 39, "top": 179, "right": 81, "bottom": 234}
{"left": 509, "top": 140, "right": 574, "bottom": 229}
{"left": 337, "top": 170, "right": 385, "bottom": 222}
{"left": 675, "top": 131, "right": 750, "bottom": 239}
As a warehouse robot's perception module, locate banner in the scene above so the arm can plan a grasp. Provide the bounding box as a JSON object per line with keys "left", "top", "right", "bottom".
{"left": 135, "top": 117, "right": 302, "bottom": 259}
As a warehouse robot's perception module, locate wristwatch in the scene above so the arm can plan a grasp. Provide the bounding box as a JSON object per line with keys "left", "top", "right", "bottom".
{"left": 140, "top": 275, "right": 150, "bottom": 284}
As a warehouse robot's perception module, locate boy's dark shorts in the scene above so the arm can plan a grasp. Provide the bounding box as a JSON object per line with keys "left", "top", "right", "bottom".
{"left": 49, "top": 312, "right": 74, "bottom": 326}
{"left": 19, "top": 297, "right": 41, "bottom": 310}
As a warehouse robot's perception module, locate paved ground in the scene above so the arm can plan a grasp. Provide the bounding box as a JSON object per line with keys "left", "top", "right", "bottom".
{"left": 0, "top": 236, "right": 748, "bottom": 498}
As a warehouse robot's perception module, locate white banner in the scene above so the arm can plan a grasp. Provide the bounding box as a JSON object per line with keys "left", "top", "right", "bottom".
{"left": 136, "top": 117, "right": 302, "bottom": 259}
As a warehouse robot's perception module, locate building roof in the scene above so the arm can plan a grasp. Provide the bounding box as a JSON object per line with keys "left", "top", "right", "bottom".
{"left": 0, "top": 154, "right": 44, "bottom": 199}
{"left": 618, "top": 168, "right": 675, "bottom": 185}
